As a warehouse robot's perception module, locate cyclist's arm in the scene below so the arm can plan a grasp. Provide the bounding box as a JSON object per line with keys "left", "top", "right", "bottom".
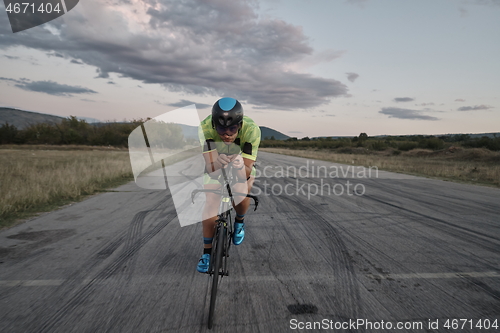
{"left": 238, "top": 120, "right": 260, "bottom": 180}
{"left": 242, "top": 157, "right": 254, "bottom": 180}
{"left": 203, "top": 150, "right": 223, "bottom": 174}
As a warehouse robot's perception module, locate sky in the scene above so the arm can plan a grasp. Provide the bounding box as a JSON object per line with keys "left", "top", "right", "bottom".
{"left": 0, "top": 0, "right": 499, "bottom": 138}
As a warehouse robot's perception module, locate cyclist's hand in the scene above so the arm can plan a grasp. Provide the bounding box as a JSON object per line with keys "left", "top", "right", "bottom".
{"left": 216, "top": 153, "right": 232, "bottom": 168}
{"left": 231, "top": 155, "right": 244, "bottom": 170}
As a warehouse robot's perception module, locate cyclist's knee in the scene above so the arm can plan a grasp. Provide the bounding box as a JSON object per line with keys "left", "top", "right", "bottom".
{"left": 202, "top": 192, "right": 220, "bottom": 219}
{"left": 202, "top": 215, "right": 217, "bottom": 224}
{"left": 205, "top": 191, "right": 221, "bottom": 205}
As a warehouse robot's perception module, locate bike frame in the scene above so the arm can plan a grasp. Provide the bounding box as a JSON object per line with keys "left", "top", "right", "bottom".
{"left": 210, "top": 166, "right": 234, "bottom": 278}
{"left": 191, "top": 163, "right": 258, "bottom": 329}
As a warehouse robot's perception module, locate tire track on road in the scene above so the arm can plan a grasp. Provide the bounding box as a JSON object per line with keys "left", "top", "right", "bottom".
{"left": 278, "top": 195, "right": 362, "bottom": 324}
{"left": 34, "top": 198, "right": 176, "bottom": 333}
{"left": 253, "top": 177, "right": 362, "bottom": 326}
{"left": 361, "top": 193, "right": 500, "bottom": 253}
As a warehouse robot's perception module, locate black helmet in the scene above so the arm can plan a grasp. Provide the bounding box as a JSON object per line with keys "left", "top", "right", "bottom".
{"left": 211, "top": 97, "right": 243, "bottom": 128}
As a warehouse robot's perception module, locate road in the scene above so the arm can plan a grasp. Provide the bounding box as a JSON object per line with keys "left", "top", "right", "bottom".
{"left": 1, "top": 151, "right": 499, "bottom": 332}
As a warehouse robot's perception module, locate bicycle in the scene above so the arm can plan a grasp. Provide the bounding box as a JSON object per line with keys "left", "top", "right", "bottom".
{"left": 191, "top": 160, "right": 259, "bottom": 329}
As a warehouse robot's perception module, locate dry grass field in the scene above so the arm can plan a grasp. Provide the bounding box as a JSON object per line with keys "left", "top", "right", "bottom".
{"left": 0, "top": 145, "right": 133, "bottom": 229}
{"left": 262, "top": 147, "right": 500, "bottom": 188}
{"left": 1, "top": 144, "right": 498, "bottom": 229}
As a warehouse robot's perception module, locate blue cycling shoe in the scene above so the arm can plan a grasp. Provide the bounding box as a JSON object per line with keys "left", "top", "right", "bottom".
{"left": 197, "top": 253, "right": 210, "bottom": 273}
{"left": 233, "top": 222, "right": 245, "bottom": 245}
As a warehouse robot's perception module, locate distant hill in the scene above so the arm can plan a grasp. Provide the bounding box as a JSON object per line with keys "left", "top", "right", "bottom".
{"left": 0, "top": 108, "right": 291, "bottom": 141}
{"left": 371, "top": 133, "right": 500, "bottom": 139}
{"left": 177, "top": 124, "right": 290, "bottom": 141}
{"left": 260, "top": 126, "right": 289, "bottom": 140}
{"left": 458, "top": 133, "right": 499, "bottom": 139}
{"left": 178, "top": 124, "right": 199, "bottom": 140}
{"left": 316, "top": 133, "right": 500, "bottom": 140}
{"left": 77, "top": 116, "right": 102, "bottom": 123}
{"left": 0, "top": 108, "right": 64, "bottom": 129}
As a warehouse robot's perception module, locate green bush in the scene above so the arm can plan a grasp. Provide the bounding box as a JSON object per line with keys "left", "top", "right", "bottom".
{"left": 398, "top": 142, "right": 418, "bottom": 151}
{"left": 369, "top": 141, "right": 387, "bottom": 151}
{"left": 22, "top": 123, "right": 62, "bottom": 144}
{"left": 0, "top": 123, "right": 20, "bottom": 144}
{"left": 463, "top": 136, "right": 500, "bottom": 151}
{"left": 418, "top": 137, "right": 444, "bottom": 150}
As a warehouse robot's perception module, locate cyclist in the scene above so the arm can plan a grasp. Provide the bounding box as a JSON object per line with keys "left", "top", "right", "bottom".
{"left": 197, "top": 97, "right": 261, "bottom": 273}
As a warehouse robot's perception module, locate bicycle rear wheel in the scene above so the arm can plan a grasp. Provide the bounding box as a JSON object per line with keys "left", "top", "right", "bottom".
{"left": 208, "top": 224, "right": 225, "bottom": 329}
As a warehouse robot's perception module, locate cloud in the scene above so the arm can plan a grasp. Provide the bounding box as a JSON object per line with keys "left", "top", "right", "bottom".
{"left": 346, "top": 72, "right": 359, "bottom": 82}
{"left": 415, "top": 102, "right": 435, "bottom": 106}
{"left": 252, "top": 105, "right": 293, "bottom": 111}
{"left": 457, "top": 105, "right": 493, "bottom": 111}
{"left": 165, "top": 99, "right": 212, "bottom": 109}
{"left": 45, "top": 52, "right": 65, "bottom": 58}
{"left": 0, "top": 77, "right": 21, "bottom": 83}
{"left": 18, "top": 81, "right": 97, "bottom": 96}
{"left": 455, "top": 98, "right": 466, "bottom": 102}
{"left": 0, "top": 0, "right": 348, "bottom": 109}
{"left": 379, "top": 107, "right": 440, "bottom": 120}
{"left": 471, "top": 0, "right": 500, "bottom": 6}
{"left": 2, "top": 77, "right": 97, "bottom": 96}
{"left": 346, "top": 0, "right": 369, "bottom": 6}
{"left": 393, "top": 97, "right": 414, "bottom": 102}
{"left": 289, "top": 49, "right": 344, "bottom": 71}
{"left": 2, "top": 55, "right": 19, "bottom": 60}
{"left": 458, "top": 7, "right": 468, "bottom": 17}
{"left": 71, "top": 59, "right": 83, "bottom": 64}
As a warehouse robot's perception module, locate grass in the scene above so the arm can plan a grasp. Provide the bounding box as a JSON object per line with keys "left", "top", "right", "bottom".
{"left": 261, "top": 147, "right": 500, "bottom": 188}
{"left": 0, "top": 145, "right": 133, "bottom": 229}
{"left": 2, "top": 144, "right": 498, "bottom": 230}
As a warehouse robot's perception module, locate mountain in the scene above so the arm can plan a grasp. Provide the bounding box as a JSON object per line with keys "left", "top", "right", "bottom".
{"left": 77, "top": 116, "right": 102, "bottom": 123}
{"left": 178, "top": 124, "right": 199, "bottom": 140}
{"left": 371, "top": 133, "right": 500, "bottom": 139}
{"left": 260, "top": 126, "right": 289, "bottom": 140}
{"left": 461, "top": 133, "right": 499, "bottom": 139}
{"left": 177, "top": 124, "right": 290, "bottom": 141}
{"left": 0, "top": 108, "right": 64, "bottom": 129}
{"left": 2, "top": 108, "right": 496, "bottom": 141}
{"left": 1, "top": 108, "right": 291, "bottom": 141}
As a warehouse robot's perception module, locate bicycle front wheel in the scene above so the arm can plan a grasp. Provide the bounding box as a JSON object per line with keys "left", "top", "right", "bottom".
{"left": 208, "top": 224, "right": 225, "bottom": 329}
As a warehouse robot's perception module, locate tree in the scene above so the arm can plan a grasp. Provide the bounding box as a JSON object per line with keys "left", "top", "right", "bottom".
{"left": 0, "top": 122, "right": 19, "bottom": 144}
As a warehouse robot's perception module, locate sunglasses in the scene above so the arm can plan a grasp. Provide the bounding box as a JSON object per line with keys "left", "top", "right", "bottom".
{"left": 215, "top": 124, "right": 239, "bottom": 135}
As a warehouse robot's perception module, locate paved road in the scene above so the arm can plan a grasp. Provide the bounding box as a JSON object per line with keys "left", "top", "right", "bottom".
{"left": 1, "top": 152, "right": 499, "bottom": 332}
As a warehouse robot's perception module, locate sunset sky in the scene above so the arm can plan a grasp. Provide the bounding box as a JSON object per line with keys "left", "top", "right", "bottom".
{"left": 1, "top": 0, "right": 499, "bottom": 138}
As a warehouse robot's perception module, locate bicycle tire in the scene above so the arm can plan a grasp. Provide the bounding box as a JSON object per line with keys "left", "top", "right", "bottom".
{"left": 208, "top": 224, "right": 225, "bottom": 329}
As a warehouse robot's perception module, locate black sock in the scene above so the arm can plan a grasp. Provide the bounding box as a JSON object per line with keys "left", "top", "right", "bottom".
{"left": 204, "top": 248, "right": 212, "bottom": 255}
